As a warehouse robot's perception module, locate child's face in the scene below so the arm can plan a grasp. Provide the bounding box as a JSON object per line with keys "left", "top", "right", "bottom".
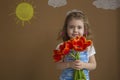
{"left": 67, "top": 19, "right": 84, "bottom": 39}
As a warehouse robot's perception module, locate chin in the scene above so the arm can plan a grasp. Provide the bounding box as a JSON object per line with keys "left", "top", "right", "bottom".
{"left": 71, "top": 36, "right": 77, "bottom": 39}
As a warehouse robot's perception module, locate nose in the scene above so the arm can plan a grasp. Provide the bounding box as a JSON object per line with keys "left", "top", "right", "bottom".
{"left": 73, "top": 27, "right": 77, "bottom": 32}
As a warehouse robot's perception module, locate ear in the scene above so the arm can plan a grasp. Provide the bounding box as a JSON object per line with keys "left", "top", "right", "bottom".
{"left": 83, "top": 31, "right": 88, "bottom": 38}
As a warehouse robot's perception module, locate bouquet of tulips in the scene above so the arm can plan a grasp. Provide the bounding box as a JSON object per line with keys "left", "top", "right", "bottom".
{"left": 53, "top": 36, "right": 92, "bottom": 80}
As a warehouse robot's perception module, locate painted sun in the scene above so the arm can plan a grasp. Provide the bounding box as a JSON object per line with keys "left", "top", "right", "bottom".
{"left": 15, "top": 1, "right": 34, "bottom": 26}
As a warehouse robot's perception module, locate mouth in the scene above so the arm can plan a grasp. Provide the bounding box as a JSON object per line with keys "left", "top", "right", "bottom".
{"left": 72, "top": 34, "right": 79, "bottom": 37}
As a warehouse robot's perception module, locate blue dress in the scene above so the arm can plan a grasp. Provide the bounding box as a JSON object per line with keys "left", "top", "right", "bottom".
{"left": 59, "top": 50, "right": 90, "bottom": 80}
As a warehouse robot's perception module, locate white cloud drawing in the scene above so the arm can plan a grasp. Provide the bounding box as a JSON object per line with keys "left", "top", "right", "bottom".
{"left": 93, "top": 0, "right": 120, "bottom": 10}
{"left": 48, "top": 0, "right": 67, "bottom": 8}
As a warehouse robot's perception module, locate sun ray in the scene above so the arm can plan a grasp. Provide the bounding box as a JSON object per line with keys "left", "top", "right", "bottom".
{"left": 16, "top": 19, "right": 20, "bottom": 24}
{"left": 22, "top": 21, "right": 25, "bottom": 26}
{"left": 9, "top": 12, "right": 15, "bottom": 16}
{"left": 27, "top": 20, "right": 31, "bottom": 24}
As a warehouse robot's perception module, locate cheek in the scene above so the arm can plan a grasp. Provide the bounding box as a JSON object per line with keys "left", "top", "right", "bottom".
{"left": 67, "top": 28, "right": 73, "bottom": 34}
{"left": 67, "top": 29, "right": 73, "bottom": 37}
{"left": 67, "top": 31, "right": 72, "bottom": 36}
{"left": 79, "top": 30, "right": 84, "bottom": 35}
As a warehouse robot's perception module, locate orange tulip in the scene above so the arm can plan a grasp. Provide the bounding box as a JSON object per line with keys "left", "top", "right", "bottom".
{"left": 71, "top": 36, "right": 92, "bottom": 51}
{"left": 53, "top": 50, "right": 62, "bottom": 62}
{"left": 53, "top": 41, "right": 72, "bottom": 62}
{"left": 53, "top": 36, "right": 92, "bottom": 62}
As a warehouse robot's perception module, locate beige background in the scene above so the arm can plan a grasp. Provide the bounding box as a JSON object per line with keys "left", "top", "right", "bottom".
{"left": 0, "top": 0, "right": 120, "bottom": 80}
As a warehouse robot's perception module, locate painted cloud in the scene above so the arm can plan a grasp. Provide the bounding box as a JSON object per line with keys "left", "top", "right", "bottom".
{"left": 93, "top": 0, "right": 120, "bottom": 10}
{"left": 48, "top": 0, "right": 67, "bottom": 8}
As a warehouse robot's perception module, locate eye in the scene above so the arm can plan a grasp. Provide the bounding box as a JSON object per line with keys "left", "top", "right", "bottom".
{"left": 77, "top": 26, "right": 82, "bottom": 29}
{"left": 68, "top": 25, "right": 74, "bottom": 29}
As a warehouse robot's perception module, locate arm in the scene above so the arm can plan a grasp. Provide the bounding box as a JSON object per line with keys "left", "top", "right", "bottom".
{"left": 82, "top": 55, "right": 97, "bottom": 70}
{"left": 82, "top": 45, "right": 97, "bottom": 70}
{"left": 56, "top": 61, "right": 70, "bottom": 70}
{"left": 56, "top": 57, "right": 75, "bottom": 70}
{"left": 56, "top": 55, "right": 96, "bottom": 71}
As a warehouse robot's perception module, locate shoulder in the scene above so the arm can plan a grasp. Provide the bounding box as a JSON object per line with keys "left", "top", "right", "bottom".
{"left": 87, "top": 44, "right": 95, "bottom": 51}
{"left": 87, "top": 44, "right": 96, "bottom": 57}
{"left": 55, "top": 42, "right": 64, "bottom": 50}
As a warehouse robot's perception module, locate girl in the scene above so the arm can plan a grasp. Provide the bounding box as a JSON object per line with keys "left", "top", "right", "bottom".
{"left": 55, "top": 9, "right": 96, "bottom": 80}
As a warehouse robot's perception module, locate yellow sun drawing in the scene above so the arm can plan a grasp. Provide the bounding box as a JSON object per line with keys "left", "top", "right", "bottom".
{"left": 15, "top": 1, "right": 34, "bottom": 26}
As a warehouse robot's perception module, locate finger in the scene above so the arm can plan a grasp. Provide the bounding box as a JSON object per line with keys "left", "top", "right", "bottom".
{"left": 74, "top": 67, "right": 81, "bottom": 70}
{"left": 74, "top": 63, "right": 80, "bottom": 66}
{"left": 75, "top": 60, "right": 80, "bottom": 62}
{"left": 75, "top": 60, "right": 80, "bottom": 63}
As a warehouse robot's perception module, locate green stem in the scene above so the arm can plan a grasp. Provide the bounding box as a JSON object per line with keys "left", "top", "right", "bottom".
{"left": 70, "top": 53, "right": 76, "bottom": 59}
{"left": 74, "top": 70, "right": 77, "bottom": 80}
{"left": 73, "top": 51, "right": 86, "bottom": 80}
{"left": 81, "top": 70, "right": 86, "bottom": 80}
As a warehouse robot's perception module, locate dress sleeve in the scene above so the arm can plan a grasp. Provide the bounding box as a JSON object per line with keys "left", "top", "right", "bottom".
{"left": 88, "top": 45, "right": 96, "bottom": 57}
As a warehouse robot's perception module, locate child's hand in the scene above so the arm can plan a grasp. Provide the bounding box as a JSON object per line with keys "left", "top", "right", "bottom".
{"left": 69, "top": 60, "right": 85, "bottom": 70}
